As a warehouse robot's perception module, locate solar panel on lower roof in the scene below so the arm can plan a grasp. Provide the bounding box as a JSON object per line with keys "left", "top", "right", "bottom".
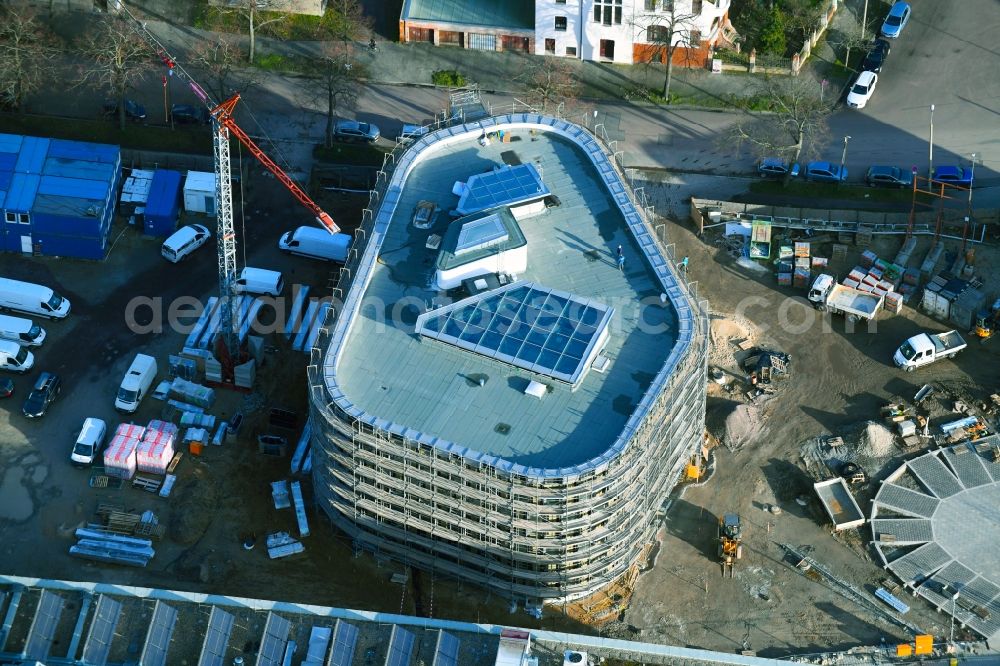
{"left": 326, "top": 620, "right": 359, "bottom": 666}
{"left": 456, "top": 163, "right": 549, "bottom": 215}
{"left": 255, "top": 612, "right": 291, "bottom": 666}
{"left": 415, "top": 281, "right": 613, "bottom": 386}
{"left": 23, "top": 590, "right": 64, "bottom": 660}
{"left": 383, "top": 625, "right": 415, "bottom": 666}
{"left": 432, "top": 630, "right": 460, "bottom": 666}
{"left": 198, "top": 606, "right": 235, "bottom": 666}
{"left": 139, "top": 600, "right": 178, "bottom": 666}
{"left": 455, "top": 213, "right": 509, "bottom": 255}
{"left": 81, "top": 595, "right": 122, "bottom": 666}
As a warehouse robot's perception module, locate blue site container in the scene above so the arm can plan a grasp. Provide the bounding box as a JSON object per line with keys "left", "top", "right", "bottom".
{"left": 31, "top": 232, "right": 108, "bottom": 260}
{"left": 144, "top": 169, "right": 183, "bottom": 237}
{"left": 0, "top": 133, "right": 120, "bottom": 260}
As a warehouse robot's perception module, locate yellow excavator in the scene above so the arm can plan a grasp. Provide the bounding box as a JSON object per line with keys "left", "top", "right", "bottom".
{"left": 974, "top": 302, "right": 1000, "bottom": 343}
{"left": 718, "top": 513, "right": 743, "bottom": 577}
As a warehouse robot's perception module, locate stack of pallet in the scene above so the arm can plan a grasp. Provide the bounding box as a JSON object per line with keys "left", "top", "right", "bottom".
{"left": 136, "top": 420, "right": 178, "bottom": 474}
{"left": 843, "top": 252, "right": 904, "bottom": 314}
{"left": 793, "top": 242, "right": 811, "bottom": 289}
{"left": 103, "top": 424, "right": 145, "bottom": 480}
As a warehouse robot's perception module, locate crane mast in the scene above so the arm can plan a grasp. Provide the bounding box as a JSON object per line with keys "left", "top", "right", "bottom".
{"left": 120, "top": 8, "right": 342, "bottom": 376}
{"left": 212, "top": 120, "right": 240, "bottom": 358}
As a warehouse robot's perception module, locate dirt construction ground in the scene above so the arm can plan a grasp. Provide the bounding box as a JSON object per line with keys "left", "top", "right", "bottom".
{"left": 2, "top": 162, "right": 1000, "bottom": 658}
{"left": 624, "top": 212, "right": 1000, "bottom": 658}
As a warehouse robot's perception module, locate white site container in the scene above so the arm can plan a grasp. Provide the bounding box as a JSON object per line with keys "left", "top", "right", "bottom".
{"left": 183, "top": 171, "right": 217, "bottom": 215}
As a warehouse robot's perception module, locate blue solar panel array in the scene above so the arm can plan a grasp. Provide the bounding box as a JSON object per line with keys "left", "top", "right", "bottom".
{"left": 416, "top": 282, "right": 612, "bottom": 385}
{"left": 456, "top": 163, "right": 549, "bottom": 215}
{"left": 455, "top": 214, "right": 508, "bottom": 255}
{"left": 327, "top": 620, "right": 359, "bottom": 666}
{"left": 384, "top": 626, "right": 415, "bottom": 666}
{"left": 432, "top": 631, "right": 460, "bottom": 666}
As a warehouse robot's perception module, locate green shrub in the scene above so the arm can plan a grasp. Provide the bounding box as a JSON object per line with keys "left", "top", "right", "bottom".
{"left": 431, "top": 70, "right": 467, "bottom": 87}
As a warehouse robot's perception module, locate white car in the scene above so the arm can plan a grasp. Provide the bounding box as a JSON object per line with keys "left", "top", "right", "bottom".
{"left": 71, "top": 417, "right": 107, "bottom": 466}
{"left": 846, "top": 71, "right": 878, "bottom": 109}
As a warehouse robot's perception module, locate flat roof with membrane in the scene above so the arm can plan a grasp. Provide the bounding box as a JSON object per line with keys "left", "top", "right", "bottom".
{"left": 330, "top": 128, "right": 679, "bottom": 469}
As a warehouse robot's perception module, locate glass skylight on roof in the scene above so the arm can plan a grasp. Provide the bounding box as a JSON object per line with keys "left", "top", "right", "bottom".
{"left": 456, "top": 163, "right": 550, "bottom": 215}
{"left": 416, "top": 281, "right": 613, "bottom": 386}
{"left": 455, "top": 213, "right": 509, "bottom": 255}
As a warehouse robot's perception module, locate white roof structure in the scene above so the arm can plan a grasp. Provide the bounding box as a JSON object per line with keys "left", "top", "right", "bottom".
{"left": 871, "top": 436, "right": 1000, "bottom": 646}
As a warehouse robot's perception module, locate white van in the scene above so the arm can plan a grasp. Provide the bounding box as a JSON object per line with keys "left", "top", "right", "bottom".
{"left": 0, "top": 339, "right": 34, "bottom": 373}
{"left": 70, "top": 417, "right": 107, "bottom": 466}
{"left": 0, "top": 314, "right": 45, "bottom": 347}
{"left": 115, "top": 353, "right": 157, "bottom": 412}
{"left": 234, "top": 267, "right": 284, "bottom": 296}
{"left": 278, "top": 226, "right": 350, "bottom": 263}
{"left": 0, "top": 277, "right": 71, "bottom": 319}
{"left": 161, "top": 224, "right": 211, "bottom": 263}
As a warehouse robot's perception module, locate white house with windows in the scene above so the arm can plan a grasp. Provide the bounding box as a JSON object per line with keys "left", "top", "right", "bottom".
{"left": 534, "top": 0, "right": 733, "bottom": 65}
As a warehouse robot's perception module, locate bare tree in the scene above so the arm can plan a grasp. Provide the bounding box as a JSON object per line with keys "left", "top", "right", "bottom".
{"left": 517, "top": 57, "right": 581, "bottom": 114}
{"left": 325, "top": 0, "right": 373, "bottom": 42}
{"left": 77, "top": 15, "right": 154, "bottom": 130}
{"left": 301, "top": 42, "right": 366, "bottom": 148}
{"left": 189, "top": 35, "right": 262, "bottom": 102}
{"left": 0, "top": 3, "right": 56, "bottom": 112}
{"left": 224, "top": 0, "right": 288, "bottom": 64}
{"left": 632, "top": 0, "right": 699, "bottom": 102}
{"left": 725, "top": 76, "right": 832, "bottom": 181}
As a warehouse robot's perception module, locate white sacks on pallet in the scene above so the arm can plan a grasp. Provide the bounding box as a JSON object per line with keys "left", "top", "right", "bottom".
{"left": 103, "top": 434, "right": 140, "bottom": 480}
{"left": 136, "top": 420, "right": 178, "bottom": 474}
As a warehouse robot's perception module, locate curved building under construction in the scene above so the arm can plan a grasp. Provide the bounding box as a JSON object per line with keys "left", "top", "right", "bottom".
{"left": 307, "top": 113, "right": 708, "bottom": 604}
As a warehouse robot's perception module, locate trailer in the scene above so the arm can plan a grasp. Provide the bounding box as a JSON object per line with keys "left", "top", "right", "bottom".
{"left": 813, "top": 477, "right": 866, "bottom": 530}
{"left": 808, "top": 274, "right": 883, "bottom": 322}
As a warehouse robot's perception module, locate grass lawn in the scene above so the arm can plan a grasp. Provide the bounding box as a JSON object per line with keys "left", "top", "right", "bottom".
{"left": 314, "top": 142, "right": 390, "bottom": 167}
{"left": 0, "top": 113, "right": 216, "bottom": 154}
{"left": 750, "top": 179, "right": 933, "bottom": 206}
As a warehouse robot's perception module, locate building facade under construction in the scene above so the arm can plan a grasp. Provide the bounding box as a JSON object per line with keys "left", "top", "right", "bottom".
{"left": 307, "top": 112, "right": 708, "bottom": 604}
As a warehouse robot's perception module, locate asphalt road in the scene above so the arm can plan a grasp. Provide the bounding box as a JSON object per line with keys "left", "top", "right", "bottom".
{"left": 38, "top": 2, "right": 1000, "bottom": 209}
{"left": 826, "top": 0, "right": 1000, "bottom": 186}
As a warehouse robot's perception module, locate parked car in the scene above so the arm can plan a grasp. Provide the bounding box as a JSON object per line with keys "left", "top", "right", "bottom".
{"left": 931, "top": 166, "right": 974, "bottom": 188}
{"left": 805, "top": 161, "right": 848, "bottom": 183}
{"left": 860, "top": 39, "right": 891, "bottom": 73}
{"left": 0, "top": 377, "right": 13, "bottom": 398}
{"left": 846, "top": 71, "right": 878, "bottom": 109}
{"left": 161, "top": 224, "right": 212, "bottom": 263}
{"left": 171, "top": 104, "right": 209, "bottom": 124}
{"left": 880, "top": 1, "right": 911, "bottom": 39}
{"left": 103, "top": 99, "right": 146, "bottom": 121}
{"left": 865, "top": 165, "right": 913, "bottom": 188}
{"left": 70, "top": 417, "right": 108, "bottom": 467}
{"left": 757, "top": 157, "right": 800, "bottom": 179}
{"left": 332, "top": 119, "right": 380, "bottom": 143}
{"left": 22, "top": 372, "right": 61, "bottom": 418}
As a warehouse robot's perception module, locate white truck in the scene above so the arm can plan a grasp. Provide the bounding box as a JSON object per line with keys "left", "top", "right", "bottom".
{"left": 808, "top": 274, "right": 884, "bottom": 322}
{"left": 893, "top": 330, "right": 967, "bottom": 372}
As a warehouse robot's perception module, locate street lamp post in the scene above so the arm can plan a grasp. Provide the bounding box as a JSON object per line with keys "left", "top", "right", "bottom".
{"left": 839, "top": 135, "right": 851, "bottom": 184}
{"left": 928, "top": 104, "right": 935, "bottom": 180}
{"left": 968, "top": 153, "right": 977, "bottom": 212}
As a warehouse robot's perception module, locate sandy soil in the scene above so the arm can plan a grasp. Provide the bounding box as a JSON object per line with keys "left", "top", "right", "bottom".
{"left": 624, "top": 218, "right": 1000, "bottom": 657}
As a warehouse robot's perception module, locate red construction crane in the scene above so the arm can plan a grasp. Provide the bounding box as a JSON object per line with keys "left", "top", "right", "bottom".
{"left": 212, "top": 94, "right": 339, "bottom": 234}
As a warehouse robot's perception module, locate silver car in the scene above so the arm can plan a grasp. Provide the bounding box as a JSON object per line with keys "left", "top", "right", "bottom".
{"left": 333, "top": 119, "right": 380, "bottom": 143}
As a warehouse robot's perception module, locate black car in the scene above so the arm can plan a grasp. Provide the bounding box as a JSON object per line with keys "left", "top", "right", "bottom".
{"left": 865, "top": 165, "right": 913, "bottom": 188}
{"left": 171, "top": 104, "right": 210, "bottom": 125}
{"left": 0, "top": 377, "right": 13, "bottom": 399}
{"left": 22, "top": 372, "right": 61, "bottom": 418}
{"left": 861, "top": 38, "right": 890, "bottom": 73}
{"left": 103, "top": 99, "right": 147, "bottom": 121}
